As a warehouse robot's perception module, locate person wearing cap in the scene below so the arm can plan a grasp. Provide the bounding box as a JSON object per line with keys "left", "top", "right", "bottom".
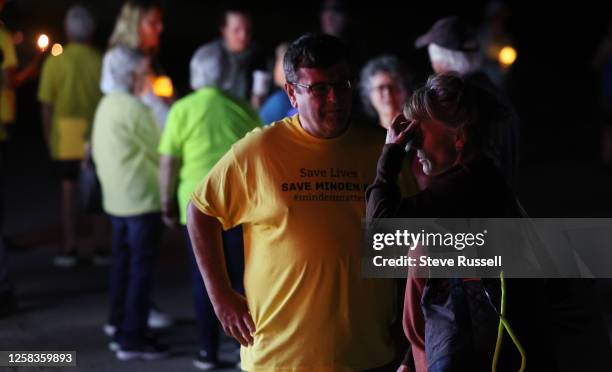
{"left": 158, "top": 42, "right": 260, "bottom": 370}
{"left": 38, "top": 5, "right": 106, "bottom": 267}
{"left": 187, "top": 33, "right": 415, "bottom": 371}
{"left": 415, "top": 16, "right": 519, "bottom": 190}
{"left": 91, "top": 46, "right": 168, "bottom": 361}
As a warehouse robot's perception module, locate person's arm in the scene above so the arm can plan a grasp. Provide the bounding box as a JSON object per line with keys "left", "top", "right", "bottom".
{"left": 5, "top": 52, "right": 44, "bottom": 89}
{"left": 366, "top": 115, "right": 417, "bottom": 219}
{"left": 159, "top": 154, "right": 181, "bottom": 229}
{"left": 40, "top": 103, "right": 53, "bottom": 147}
{"left": 186, "top": 202, "right": 255, "bottom": 346}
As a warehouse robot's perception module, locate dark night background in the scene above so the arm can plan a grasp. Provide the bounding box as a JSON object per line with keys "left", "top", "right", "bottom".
{"left": 1, "top": 0, "right": 612, "bottom": 218}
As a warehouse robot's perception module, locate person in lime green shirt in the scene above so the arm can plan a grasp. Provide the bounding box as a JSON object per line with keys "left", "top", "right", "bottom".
{"left": 37, "top": 5, "right": 104, "bottom": 267}
{"left": 158, "top": 42, "right": 260, "bottom": 369}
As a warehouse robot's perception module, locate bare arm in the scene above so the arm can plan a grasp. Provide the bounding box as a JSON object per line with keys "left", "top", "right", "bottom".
{"left": 159, "top": 154, "right": 181, "bottom": 228}
{"left": 5, "top": 52, "right": 44, "bottom": 89}
{"left": 186, "top": 202, "right": 255, "bottom": 345}
{"left": 40, "top": 103, "right": 53, "bottom": 147}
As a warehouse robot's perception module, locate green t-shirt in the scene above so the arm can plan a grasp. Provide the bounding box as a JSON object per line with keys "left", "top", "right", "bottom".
{"left": 158, "top": 87, "right": 260, "bottom": 224}
{"left": 92, "top": 92, "right": 161, "bottom": 217}
{"left": 38, "top": 43, "right": 102, "bottom": 160}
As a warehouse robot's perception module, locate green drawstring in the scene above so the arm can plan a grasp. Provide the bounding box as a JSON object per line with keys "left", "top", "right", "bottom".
{"left": 492, "top": 271, "right": 527, "bottom": 372}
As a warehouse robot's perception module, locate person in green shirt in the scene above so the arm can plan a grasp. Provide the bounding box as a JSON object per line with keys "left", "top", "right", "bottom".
{"left": 37, "top": 5, "right": 106, "bottom": 267}
{"left": 91, "top": 45, "right": 167, "bottom": 361}
{"left": 158, "top": 42, "right": 260, "bottom": 369}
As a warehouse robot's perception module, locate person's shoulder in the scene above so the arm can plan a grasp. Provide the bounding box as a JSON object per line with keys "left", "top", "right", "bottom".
{"left": 174, "top": 89, "right": 205, "bottom": 109}
{"left": 231, "top": 115, "right": 293, "bottom": 156}
{"left": 104, "top": 92, "right": 144, "bottom": 114}
{"left": 75, "top": 43, "right": 102, "bottom": 61}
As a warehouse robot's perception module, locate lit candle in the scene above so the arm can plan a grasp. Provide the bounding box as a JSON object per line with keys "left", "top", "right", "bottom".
{"left": 37, "top": 34, "right": 50, "bottom": 51}
{"left": 152, "top": 76, "right": 174, "bottom": 98}
{"left": 51, "top": 43, "right": 63, "bottom": 57}
{"left": 498, "top": 46, "right": 517, "bottom": 67}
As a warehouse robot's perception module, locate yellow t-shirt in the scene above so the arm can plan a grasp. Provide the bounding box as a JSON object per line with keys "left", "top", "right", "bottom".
{"left": 0, "top": 27, "right": 17, "bottom": 140}
{"left": 38, "top": 43, "right": 102, "bottom": 160}
{"left": 192, "top": 115, "right": 413, "bottom": 371}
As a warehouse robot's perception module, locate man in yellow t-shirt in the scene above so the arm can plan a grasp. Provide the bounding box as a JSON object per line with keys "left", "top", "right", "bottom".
{"left": 188, "top": 34, "right": 416, "bottom": 371}
{"left": 37, "top": 5, "right": 103, "bottom": 267}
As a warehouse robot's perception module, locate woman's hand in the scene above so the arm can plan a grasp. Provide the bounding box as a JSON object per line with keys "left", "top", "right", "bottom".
{"left": 386, "top": 114, "right": 417, "bottom": 146}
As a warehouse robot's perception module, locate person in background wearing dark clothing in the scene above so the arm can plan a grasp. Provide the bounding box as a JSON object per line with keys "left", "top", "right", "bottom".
{"left": 259, "top": 42, "right": 293, "bottom": 125}
{"left": 203, "top": 7, "right": 270, "bottom": 109}
{"left": 593, "top": 15, "right": 612, "bottom": 170}
{"left": 414, "top": 16, "right": 519, "bottom": 189}
{"left": 367, "top": 73, "right": 610, "bottom": 372}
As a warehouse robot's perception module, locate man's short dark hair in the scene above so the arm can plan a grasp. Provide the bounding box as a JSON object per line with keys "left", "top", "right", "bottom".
{"left": 220, "top": 4, "right": 251, "bottom": 27}
{"left": 283, "top": 33, "right": 349, "bottom": 83}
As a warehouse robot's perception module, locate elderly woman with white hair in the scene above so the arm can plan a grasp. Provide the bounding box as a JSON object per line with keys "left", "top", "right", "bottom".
{"left": 91, "top": 46, "right": 168, "bottom": 361}
{"left": 38, "top": 4, "right": 105, "bottom": 267}
{"left": 158, "top": 42, "right": 259, "bottom": 370}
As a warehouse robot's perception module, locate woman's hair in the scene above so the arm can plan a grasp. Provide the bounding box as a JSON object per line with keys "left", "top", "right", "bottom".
{"left": 108, "top": 0, "right": 161, "bottom": 50}
{"left": 405, "top": 73, "right": 485, "bottom": 156}
{"left": 359, "top": 55, "right": 412, "bottom": 117}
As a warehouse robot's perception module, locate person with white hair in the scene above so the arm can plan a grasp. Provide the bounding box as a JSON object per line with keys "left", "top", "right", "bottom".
{"left": 158, "top": 42, "right": 260, "bottom": 370}
{"left": 38, "top": 4, "right": 105, "bottom": 267}
{"left": 415, "top": 16, "right": 520, "bottom": 189}
{"left": 91, "top": 46, "right": 168, "bottom": 361}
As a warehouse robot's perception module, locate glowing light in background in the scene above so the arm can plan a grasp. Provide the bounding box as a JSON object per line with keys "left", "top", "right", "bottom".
{"left": 51, "top": 43, "right": 63, "bottom": 56}
{"left": 152, "top": 76, "right": 174, "bottom": 97}
{"left": 37, "top": 34, "right": 50, "bottom": 51}
{"left": 498, "top": 46, "right": 517, "bottom": 67}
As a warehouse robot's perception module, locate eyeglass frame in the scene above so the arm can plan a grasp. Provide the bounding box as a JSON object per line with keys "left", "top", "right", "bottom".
{"left": 288, "top": 80, "right": 352, "bottom": 97}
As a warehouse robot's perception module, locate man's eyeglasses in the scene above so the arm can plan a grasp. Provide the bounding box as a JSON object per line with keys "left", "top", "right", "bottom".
{"left": 289, "top": 80, "right": 352, "bottom": 97}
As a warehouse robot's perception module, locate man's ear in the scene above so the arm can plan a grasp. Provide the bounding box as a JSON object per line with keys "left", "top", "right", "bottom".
{"left": 285, "top": 82, "right": 298, "bottom": 108}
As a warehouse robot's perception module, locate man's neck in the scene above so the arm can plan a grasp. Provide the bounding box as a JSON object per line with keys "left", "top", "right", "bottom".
{"left": 299, "top": 116, "right": 349, "bottom": 139}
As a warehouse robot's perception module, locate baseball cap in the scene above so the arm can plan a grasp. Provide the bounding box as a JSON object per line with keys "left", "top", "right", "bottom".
{"left": 415, "top": 16, "right": 479, "bottom": 52}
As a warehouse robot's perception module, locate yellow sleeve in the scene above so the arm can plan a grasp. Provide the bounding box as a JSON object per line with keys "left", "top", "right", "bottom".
{"left": 37, "top": 57, "right": 57, "bottom": 104}
{"left": 191, "top": 147, "right": 252, "bottom": 230}
{"left": 0, "top": 29, "right": 17, "bottom": 69}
